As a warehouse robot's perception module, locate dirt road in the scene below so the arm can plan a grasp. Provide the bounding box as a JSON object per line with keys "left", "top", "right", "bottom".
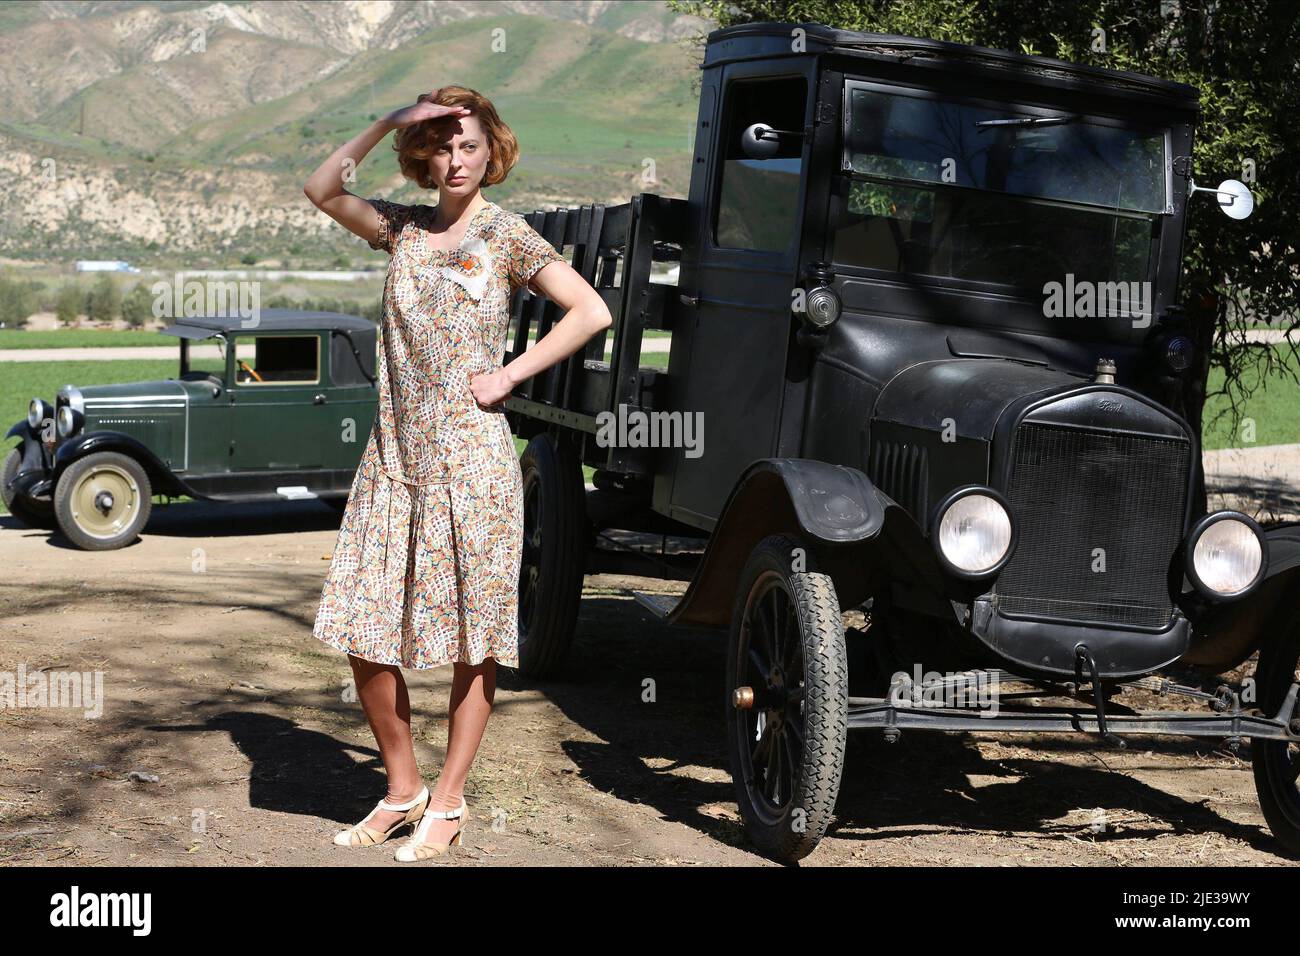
{"left": 0, "top": 501, "right": 1294, "bottom": 866}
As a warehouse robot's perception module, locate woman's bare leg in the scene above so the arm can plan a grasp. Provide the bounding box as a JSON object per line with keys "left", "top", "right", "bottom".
{"left": 348, "top": 654, "right": 424, "bottom": 831}
{"left": 418, "top": 658, "right": 496, "bottom": 845}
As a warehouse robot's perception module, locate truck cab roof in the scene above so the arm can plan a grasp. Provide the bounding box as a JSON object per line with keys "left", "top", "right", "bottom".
{"left": 704, "top": 20, "right": 1199, "bottom": 111}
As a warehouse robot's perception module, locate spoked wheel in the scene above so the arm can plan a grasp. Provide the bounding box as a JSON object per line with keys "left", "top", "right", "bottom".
{"left": 2, "top": 446, "right": 56, "bottom": 529}
{"left": 1252, "top": 612, "right": 1300, "bottom": 856}
{"left": 53, "top": 451, "right": 152, "bottom": 551}
{"left": 726, "top": 533, "right": 848, "bottom": 864}
{"left": 516, "top": 433, "right": 589, "bottom": 678}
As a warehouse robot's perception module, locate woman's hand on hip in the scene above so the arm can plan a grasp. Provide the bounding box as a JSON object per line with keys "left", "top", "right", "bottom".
{"left": 469, "top": 367, "right": 515, "bottom": 409}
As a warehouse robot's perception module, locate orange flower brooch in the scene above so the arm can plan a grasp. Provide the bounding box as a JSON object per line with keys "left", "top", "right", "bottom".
{"left": 439, "top": 237, "right": 493, "bottom": 301}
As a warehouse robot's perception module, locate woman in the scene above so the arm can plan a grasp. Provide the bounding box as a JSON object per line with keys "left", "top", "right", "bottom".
{"left": 303, "top": 86, "right": 612, "bottom": 861}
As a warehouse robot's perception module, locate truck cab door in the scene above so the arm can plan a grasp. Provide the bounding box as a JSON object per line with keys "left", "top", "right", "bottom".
{"left": 667, "top": 65, "right": 814, "bottom": 531}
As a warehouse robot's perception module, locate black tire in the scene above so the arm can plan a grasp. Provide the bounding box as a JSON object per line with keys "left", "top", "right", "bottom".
{"left": 1251, "top": 611, "right": 1300, "bottom": 856}
{"left": 726, "top": 533, "right": 848, "bottom": 864}
{"left": 516, "top": 433, "right": 589, "bottom": 678}
{"left": 53, "top": 451, "right": 152, "bottom": 551}
{"left": 2, "top": 446, "right": 56, "bottom": 529}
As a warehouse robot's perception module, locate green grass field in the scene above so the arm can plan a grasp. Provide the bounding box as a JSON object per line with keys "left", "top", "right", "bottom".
{"left": 1202, "top": 347, "right": 1300, "bottom": 449}
{"left": 0, "top": 329, "right": 177, "bottom": 349}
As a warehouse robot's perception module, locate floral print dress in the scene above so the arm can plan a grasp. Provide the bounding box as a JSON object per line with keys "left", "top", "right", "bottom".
{"left": 312, "top": 197, "right": 564, "bottom": 669}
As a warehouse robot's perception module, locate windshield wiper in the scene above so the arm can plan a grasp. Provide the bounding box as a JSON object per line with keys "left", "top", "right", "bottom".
{"left": 974, "top": 114, "right": 1080, "bottom": 129}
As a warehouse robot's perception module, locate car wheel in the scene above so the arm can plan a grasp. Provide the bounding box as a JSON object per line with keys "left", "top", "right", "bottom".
{"left": 2, "top": 446, "right": 56, "bottom": 529}
{"left": 726, "top": 533, "right": 848, "bottom": 865}
{"left": 53, "top": 451, "right": 153, "bottom": 551}
{"left": 516, "top": 432, "right": 589, "bottom": 679}
{"left": 1251, "top": 609, "right": 1300, "bottom": 856}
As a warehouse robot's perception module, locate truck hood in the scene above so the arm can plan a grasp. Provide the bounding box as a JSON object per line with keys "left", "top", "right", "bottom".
{"left": 872, "top": 358, "right": 1087, "bottom": 440}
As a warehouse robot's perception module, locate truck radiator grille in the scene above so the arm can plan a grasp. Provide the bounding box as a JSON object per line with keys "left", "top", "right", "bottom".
{"left": 994, "top": 423, "right": 1190, "bottom": 629}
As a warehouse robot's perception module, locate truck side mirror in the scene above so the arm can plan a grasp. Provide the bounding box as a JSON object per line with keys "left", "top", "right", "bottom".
{"left": 740, "top": 122, "right": 804, "bottom": 159}
{"left": 1188, "top": 177, "right": 1255, "bottom": 220}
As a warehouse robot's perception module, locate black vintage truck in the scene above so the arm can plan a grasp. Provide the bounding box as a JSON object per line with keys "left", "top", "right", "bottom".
{"left": 500, "top": 21, "right": 1297, "bottom": 863}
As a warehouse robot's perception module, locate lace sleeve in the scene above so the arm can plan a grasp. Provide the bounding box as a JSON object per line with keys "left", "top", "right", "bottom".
{"left": 504, "top": 215, "right": 565, "bottom": 293}
{"left": 366, "top": 198, "right": 413, "bottom": 254}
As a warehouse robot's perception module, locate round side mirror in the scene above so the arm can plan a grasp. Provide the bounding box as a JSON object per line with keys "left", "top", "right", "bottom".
{"left": 1215, "top": 179, "right": 1254, "bottom": 220}
{"left": 740, "top": 123, "right": 780, "bottom": 160}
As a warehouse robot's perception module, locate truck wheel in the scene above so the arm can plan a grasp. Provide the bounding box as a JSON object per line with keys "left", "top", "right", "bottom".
{"left": 516, "top": 433, "right": 589, "bottom": 678}
{"left": 1251, "top": 614, "right": 1300, "bottom": 856}
{"left": 53, "top": 451, "right": 152, "bottom": 551}
{"left": 726, "top": 533, "right": 848, "bottom": 864}
{"left": 2, "top": 446, "right": 56, "bottom": 529}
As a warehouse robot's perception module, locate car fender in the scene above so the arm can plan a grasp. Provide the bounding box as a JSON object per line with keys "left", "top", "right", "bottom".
{"left": 665, "top": 458, "right": 942, "bottom": 629}
{"left": 1183, "top": 522, "right": 1300, "bottom": 673}
{"left": 46, "top": 431, "right": 184, "bottom": 498}
{"left": 5, "top": 420, "right": 51, "bottom": 498}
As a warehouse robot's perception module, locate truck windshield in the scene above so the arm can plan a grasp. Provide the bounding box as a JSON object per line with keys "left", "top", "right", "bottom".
{"left": 832, "top": 81, "right": 1168, "bottom": 291}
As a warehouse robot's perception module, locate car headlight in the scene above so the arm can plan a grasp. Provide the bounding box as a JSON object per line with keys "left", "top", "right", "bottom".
{"left": 27, "top": 398, "right": 52, "bottom": 430}
{"left": 1186, "top": 512, "right": 1267, "bottom": 599}
{"left": 932, "top": 487, "right": 1015, "bottom": 578}
{"left": 56, "top": 405, "right": 80, "bottom": 439}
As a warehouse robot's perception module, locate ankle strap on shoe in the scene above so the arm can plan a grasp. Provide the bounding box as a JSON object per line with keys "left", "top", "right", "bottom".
{"left": 376, "top": 785, "right": 429, "bottom": 813}
{"left": 423, "top": 798, "right": 465, "bottom": 820}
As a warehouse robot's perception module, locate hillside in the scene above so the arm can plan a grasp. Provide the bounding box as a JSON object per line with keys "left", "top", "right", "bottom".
{"left": 0, "top": 0, "right": 709, "bottom": 265}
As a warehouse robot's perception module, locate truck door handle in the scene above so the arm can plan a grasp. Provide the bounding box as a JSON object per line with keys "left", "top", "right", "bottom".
{"left": 314, "top": 394, "right": 326, "bottom": 404}
{"left": 679, "top": 293, "right": 699, "bottom": 307}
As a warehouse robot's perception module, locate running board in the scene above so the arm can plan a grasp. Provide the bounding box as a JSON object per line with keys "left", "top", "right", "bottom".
{"left": 632, "top": 590, "right": 682, "bottom": 619}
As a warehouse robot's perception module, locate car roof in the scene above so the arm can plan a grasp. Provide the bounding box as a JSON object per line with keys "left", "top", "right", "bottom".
{"left": 161, "top": 309, "right": 373, "bottom": 338}
{"left": 704, "top": 20, "right": 1199, "bottom": 111}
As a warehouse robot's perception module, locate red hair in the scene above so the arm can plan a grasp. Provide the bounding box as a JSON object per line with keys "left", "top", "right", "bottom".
{"left": 392, "top": 85, "right": 519, "bottom": 190}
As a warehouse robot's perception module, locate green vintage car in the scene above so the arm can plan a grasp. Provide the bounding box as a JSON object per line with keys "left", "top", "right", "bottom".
{"left": 3, "top": 310, "right": 378, "bottom": 550}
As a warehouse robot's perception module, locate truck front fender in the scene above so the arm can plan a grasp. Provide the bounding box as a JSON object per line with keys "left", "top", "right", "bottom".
{"left": 666, "top": 458, "right": 939, "bottom": 629}
{"left": 1183, "top": 523, "right": 1300, "bottom": 673}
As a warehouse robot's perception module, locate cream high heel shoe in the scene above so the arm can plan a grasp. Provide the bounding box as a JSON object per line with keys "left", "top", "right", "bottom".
{"left": 393, "top": 796, "right": 468, "bottom": 862}
{"left": 332, "top": 785, "right": 430, "bottom": 847}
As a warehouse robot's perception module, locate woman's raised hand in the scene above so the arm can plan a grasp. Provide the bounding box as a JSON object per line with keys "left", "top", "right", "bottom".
{"left": 384, "top": 98, "right": 470, "bottom": 130}
{"left": 304, "top": 97, "right": 470, "bottom": 248}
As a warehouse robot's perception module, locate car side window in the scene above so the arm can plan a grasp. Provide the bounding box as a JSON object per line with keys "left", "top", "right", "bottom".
{"left": 184, "top": 336, "right": 227, "bottom": 382}
{"left": 232, "top": 334, "right": 320, "bottom": 385}
{"left": 712, "top": 75, "right": 807, "bottom": 253}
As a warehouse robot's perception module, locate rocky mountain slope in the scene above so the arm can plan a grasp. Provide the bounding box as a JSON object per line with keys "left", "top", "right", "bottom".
{"left": 0, "top": 1, "right": 709, "bottom": 263}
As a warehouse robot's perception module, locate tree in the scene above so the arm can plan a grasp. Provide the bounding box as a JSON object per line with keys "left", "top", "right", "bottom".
{"left": 0, "top": 272, "right": 35, "bottom": 329}
{"left": 86, "top": 273, "right": 121, "bottom": 326}
{"left": 670, "top": 0, "right": 1300, "bottom": 509}
{"left": 120, "top": 283, "right": 153, "bottom": 328}
{"left": 55, "top": 282, "right": 82, "bottom": 327}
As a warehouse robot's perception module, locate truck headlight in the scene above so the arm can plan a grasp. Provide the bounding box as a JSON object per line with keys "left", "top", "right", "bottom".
{"left": 27, "top": 398, "right": 52, "bottom": 430}
{"left": 56, "top": 405, "right": 82, "bottom": 439}
{"left": 932, "top": 487, "right": 1015, "bottom": 578}
{"left": 1186, "top": 512, "right": 1266, "bottom": 599}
